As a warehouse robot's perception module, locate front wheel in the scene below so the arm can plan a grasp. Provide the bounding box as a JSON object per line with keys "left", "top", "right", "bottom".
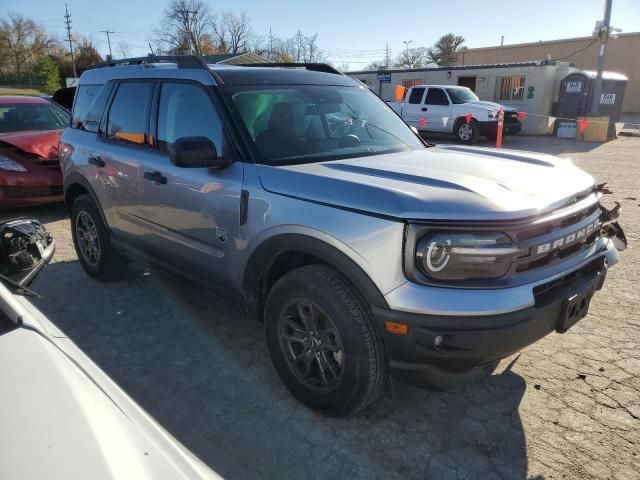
{"left": 264, "top": 265, "right": 387, "bottom": 416}
{"left": 455, "top": 118, "right": 479, "bottom": 144}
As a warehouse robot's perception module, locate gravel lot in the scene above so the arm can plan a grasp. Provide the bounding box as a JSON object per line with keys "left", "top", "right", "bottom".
{"left": 3, "top": 136, "right": 638, "bottom": 479}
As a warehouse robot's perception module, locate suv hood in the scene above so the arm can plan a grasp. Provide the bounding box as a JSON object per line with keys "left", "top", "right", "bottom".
{"left": 258, "top": 146, "right": 595, "bottom": 221}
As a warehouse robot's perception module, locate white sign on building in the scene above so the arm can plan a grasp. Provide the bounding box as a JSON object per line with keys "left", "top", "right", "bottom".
{"left": 566, "top": 81, "right": 582, "bottom": 93}
{"left": 600, "top": 93, "right": 616, "bottom": 105}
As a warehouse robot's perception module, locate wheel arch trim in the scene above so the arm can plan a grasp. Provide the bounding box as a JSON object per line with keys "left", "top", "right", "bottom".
{"left": 242, "top": 232, "right": 390, "bottom": 317}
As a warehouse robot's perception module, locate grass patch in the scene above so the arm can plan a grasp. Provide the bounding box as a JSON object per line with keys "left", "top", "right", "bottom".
{"left": 0, "top": 87, "right": 43, "bottom": 96}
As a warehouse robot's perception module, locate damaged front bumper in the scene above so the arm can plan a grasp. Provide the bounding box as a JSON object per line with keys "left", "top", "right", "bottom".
{"left": 599, "top": 201, "right": 627, "bottom": 252}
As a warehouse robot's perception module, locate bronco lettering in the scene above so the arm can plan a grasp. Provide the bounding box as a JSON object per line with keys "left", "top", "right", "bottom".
{"left": 535, "top": 220, "right": 600, "bottom": 255}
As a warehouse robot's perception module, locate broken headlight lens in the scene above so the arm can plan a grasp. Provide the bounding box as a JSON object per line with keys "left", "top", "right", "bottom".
{"left": 415, "top": 232, "right": 521, "bottom": 281}
{"left": 0, "top": 155, "right": 27, "bottom": 172}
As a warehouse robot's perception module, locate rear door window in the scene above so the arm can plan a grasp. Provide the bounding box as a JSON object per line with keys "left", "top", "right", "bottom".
{"left": 408, "top": 87, "right": 425, "bottom": 104}
{"left": 105, "top": 82, "right": 154, "bottom": 145}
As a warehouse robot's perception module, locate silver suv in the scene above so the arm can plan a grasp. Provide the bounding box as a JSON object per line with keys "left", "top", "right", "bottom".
{"left": 60, "top": 56, "right": 626, "bottom": 416}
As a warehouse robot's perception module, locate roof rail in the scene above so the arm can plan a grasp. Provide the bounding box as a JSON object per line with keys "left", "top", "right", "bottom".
{"left": 95, "top": 55, "right": 210, "bottom": 70}
{"left": 237, "top": 62, "right": 343, "bottom": 75}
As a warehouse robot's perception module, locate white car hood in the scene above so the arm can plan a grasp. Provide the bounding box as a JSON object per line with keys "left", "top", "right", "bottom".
{"left": 462, "top": 101, "right": 517, "bottom": 112}
{"left": 0, "top": 283, "right": 219, "bottom": 480}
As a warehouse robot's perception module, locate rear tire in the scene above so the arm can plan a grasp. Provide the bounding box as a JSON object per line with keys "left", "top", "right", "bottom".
{"left": 70, "top": 194, "right": 127, "bottom": 280}
{"left": 264, "top": 265, "right": 387, "bottom": 416}
{"left": 455, "top": 118, "right": 479, "bottom": 144}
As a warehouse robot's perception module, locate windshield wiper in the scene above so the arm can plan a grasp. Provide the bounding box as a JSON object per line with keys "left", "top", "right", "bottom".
{"left": 0, "top": 273, "right": 41, "bottom": 298}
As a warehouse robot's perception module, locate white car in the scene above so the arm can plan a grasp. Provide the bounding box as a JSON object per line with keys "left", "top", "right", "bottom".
{"left": 0, "top": 218, "right": 219, "bottom": 480}
{"left": 388, "top": 85, "right": 522, "bottom": 143}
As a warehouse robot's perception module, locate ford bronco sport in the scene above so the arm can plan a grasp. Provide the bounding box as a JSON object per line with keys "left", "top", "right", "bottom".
{"left": 59, "top": 56, "right": 626, "bottom": 416}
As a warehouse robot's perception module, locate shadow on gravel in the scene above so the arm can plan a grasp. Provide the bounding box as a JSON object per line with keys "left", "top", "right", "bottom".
{"left": 32, "top": 259, "right": 529, "bottom": 480}
{"left": 0, "top": 203, "right": 67, "bottom": 223}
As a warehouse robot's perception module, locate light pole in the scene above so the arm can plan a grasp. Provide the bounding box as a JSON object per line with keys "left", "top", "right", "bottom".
{"left": 591, "top": 0, "right": 614, "bottom": 115}
{"left": 402, "top": 40, "right": 413, "bottom": 56}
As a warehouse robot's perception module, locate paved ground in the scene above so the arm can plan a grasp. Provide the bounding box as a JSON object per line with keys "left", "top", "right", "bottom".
{"left": 2, "top": 135, "right": 639, "bottom": 479}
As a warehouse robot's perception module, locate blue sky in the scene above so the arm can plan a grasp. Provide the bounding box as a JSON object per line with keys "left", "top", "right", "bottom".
{"left": 3, "top": 0, "right": 639, "bottom": 68}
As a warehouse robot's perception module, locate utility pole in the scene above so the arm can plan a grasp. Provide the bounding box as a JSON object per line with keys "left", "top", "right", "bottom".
{"left": 64, "top": 4, "right": 77, "bottom": 78}
{"left": 384, "top": 42, "right": 390, "bottom": 69}
{"left": 269, "top": 27, "right": 274, "bottom": 61}
{"left": 100, "top": 30, "right": 115, "bottom": 60}
{"left": 402, "top": 40, "right": 412, "bottom": 56}
{"left": 500, "top": 35, "right": 504, "bottom": 47}
{"left": 591, "top": 0, "right": 613, "bottom": 115}
{"left": 184, "top": 9, "right": 198, "bottom": 55}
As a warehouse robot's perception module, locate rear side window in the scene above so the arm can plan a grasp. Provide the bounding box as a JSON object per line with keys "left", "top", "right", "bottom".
{"left": 72, "top": 83, "right": 112, "bottom": 133}
{"left": 408, "top": 87, "right": 425, "bottom": 104}
{"left": 106, "top": 82, "right": 153, "bottom": 145}
{"left": 157, "top": 82, "right": 223, "bottom": 152}
{"left": 72, "top": 85, "right": 101, "bottom": 128}
{"left": 425, "top": 88, "right": 449, "bottom": 106}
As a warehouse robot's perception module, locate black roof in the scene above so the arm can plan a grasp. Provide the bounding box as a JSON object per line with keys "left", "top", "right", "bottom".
{"left": 214, "top": 66, "right": 358, "bottom": 87}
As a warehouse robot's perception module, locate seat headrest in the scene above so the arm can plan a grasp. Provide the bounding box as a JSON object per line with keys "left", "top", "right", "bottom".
{"left": 268, "top": 102, "right": 294, "bottom": 131}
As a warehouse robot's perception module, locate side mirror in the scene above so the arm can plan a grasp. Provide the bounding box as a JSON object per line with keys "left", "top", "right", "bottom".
{"left": 0, "top": 218, "right": 55, "bottom": 288}
{"left": 169, "top": 136, "right": 228, "bottom": 169}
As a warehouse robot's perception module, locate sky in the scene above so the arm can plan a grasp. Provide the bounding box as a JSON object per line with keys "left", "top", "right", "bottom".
{"left": 2, "top": 0, "right": 639, "bottom": 70}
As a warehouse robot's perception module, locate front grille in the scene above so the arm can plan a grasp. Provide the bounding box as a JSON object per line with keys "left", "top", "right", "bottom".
{"left": 511, "top": 204, "right": 601, "bottom": 275}
{"left": 0, "top": 185, "right": 63, "bottom": 198}
{"left": 504, "top": 112, "right": 519, "bottom": 124}
{"left": 38, "top": 159, "right": 61, "bottom": 170}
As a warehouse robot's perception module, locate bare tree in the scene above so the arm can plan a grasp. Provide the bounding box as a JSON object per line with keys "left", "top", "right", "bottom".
{"left": 221, "top": 12, "right": 250, "bottom": 53}
{"left": 394, "top": 47, "right": 429, "bottom": 69}
{"left": 118, "top": 40, "right": 131, "bottom": 59}
{"left": 305, "top": 33, "right": 325, "bottom": 62}
{"left": 0, "top": 14, "right": 54, "bottom": 80}
{"left": 427, "top": 33, "right": 465, "bottom": 66}
{"left": 292, "top": 30, "right": 306, "bottom": 62}
{"left": 155, "top": 0, "right": 216, "bottom": 55}
{"left": 364, "top": 60, "right": 386, "bottom": 70}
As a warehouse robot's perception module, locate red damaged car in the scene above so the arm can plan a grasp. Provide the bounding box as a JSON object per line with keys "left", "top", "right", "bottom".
{"left": 0, "top": 96, "right": 70, "bottom": 209}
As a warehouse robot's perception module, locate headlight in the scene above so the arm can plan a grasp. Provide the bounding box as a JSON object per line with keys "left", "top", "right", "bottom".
{"left": 0, "top": 155, "right": 28, "bottom": 172}
{"left": 416, "top": 232, "right": 521, "bottom": 281}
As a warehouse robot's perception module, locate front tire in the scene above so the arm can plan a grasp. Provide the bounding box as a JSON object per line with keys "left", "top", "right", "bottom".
{"left": 455, "top": 118, "right": 479, "bottom": 144}
{"left": 264, "top": 265, "right": 387, "bottom": 416}
{"left": 70, "top": 194, "right": 127, "bottom": 280}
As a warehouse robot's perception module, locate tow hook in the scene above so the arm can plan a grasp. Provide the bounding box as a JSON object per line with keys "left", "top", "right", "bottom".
{"left": 599, "top": 201, "right": 627, "bottom": 251}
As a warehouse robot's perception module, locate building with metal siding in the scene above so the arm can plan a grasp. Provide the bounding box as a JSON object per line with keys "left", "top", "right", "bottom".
{"left": 455, "top": 33, "right": 640, "bottom": 113}
{"left": 349, "top": 62, "right": 581, "bottom": 134}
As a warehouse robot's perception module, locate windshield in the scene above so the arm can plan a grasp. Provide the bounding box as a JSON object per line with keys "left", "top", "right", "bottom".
{"left": 445, "top": 87, "right": 479, "bottom": 104}
{"left": 226, "top": 84, "right": 425, "bottom": 164}
{"left": 0, "top": 102, "right": 70, "bottom": 134}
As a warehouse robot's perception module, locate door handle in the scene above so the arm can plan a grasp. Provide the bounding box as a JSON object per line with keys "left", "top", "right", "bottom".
{"left": 144, "top": 171, "right": 168, "bottom": 185}
{"left": 421, "top": 107, "right": 428, "bottom": 112}
{"left": 88, "top": 156, "right": 105, "bottom": 168}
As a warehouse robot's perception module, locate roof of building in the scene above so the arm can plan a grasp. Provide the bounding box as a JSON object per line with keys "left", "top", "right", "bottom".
{"left": 456, "top": 31, "right": 640, "bottom": 53}
{"left": 349, "top": 61, "right": 541, "bottom": 75}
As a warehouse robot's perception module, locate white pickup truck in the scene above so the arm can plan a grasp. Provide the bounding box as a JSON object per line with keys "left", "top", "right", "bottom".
{"left": 388, "top": 85, "right": 522, "bottom": 143}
